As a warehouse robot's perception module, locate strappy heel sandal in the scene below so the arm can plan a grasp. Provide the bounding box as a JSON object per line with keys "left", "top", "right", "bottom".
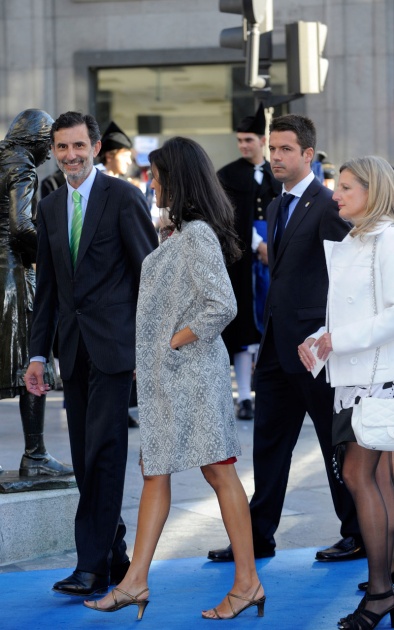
{"left": 337, "top": 589, "right": 394, "bottom": 629}
{"left": 202, "top": 582, "right": 266, "bottom": 620}
{"left": 338, "top": 594, "right": 366, "bottom": 626}
{"left": 83, "top": 586, "right": 149, "bottom": 620}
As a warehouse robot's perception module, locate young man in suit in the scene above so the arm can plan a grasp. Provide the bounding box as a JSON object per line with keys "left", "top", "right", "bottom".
{"left": 24, "top": 111, "right": 158, "bottom": 596}
{"left": 218, "top": 104, "right": 281, "bottom": 420}
{"left": 208, "top": 114, "right": 364, "bottom": 563}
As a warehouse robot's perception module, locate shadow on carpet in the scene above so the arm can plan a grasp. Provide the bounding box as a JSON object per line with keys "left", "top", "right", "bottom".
{"left": 1, "top": 548, "right": 380, "bottom": 629}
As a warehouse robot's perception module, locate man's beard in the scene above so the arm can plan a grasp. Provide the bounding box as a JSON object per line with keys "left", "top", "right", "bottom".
{"left": 57, "top": 156, "right": 93, "bottom": 183}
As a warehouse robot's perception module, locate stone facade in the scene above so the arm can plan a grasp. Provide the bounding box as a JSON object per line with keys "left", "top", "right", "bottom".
{"left": 0, "top": 0, "right": 392, "bottom": 174}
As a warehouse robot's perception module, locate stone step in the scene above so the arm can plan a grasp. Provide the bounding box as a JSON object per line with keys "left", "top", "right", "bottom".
{"left": 0, "top": 478, "right": 78, "bottom": 565}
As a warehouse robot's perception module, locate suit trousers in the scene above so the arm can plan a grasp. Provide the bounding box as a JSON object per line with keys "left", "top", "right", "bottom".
{"left": 250, "top": 321, "right": 360, "bottom": 552}
{"left": 62, "top": 335, "right": 133, "bottom": 576}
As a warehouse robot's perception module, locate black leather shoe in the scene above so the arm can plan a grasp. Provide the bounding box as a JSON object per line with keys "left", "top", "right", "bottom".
{"left": 315, "top": 537, "right": 366, "bottom": 562}
{"left": 52, "top": 570, "right": 109, "bottom": 596}
{"left": 207, "top": 543, "right": 275, "bottom": 562}
{"left": 358, "top": 571, "right": 394, "bottom": 591}
{"left": 237, "top": 400, "right": 254, "bottom": 420}
{"left": 19, "top": 452, "right": 73, "bottom": 477}
{"left": 110, "top": 560, "right": 130, "bottom": 584}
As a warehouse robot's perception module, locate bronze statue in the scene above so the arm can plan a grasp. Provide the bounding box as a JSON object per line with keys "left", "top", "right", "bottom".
{"left": 0, "top": 109, "right": 72, "bottom": 476}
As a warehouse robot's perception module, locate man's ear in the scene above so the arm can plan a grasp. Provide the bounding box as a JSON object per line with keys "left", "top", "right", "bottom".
{"left": 304, "top": 147, "right": 314, "bottom": 164}
{"left": 93, "top": 140, "right": 102, "bottom": 159}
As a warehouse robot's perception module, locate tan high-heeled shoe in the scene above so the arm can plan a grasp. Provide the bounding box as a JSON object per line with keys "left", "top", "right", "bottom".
{"left": 84, "top": 586, "right": 149, "bottom": 620}
{"left": 202, "top": 583, "right": 266, "bottom": 620}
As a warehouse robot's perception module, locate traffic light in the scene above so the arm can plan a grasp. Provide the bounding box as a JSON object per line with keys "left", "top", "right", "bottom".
{"left": 219, "top": 0, "right": 273, "bottom": 89}
{"left": 286, "top": 21, "right": 329, "bottom": 94}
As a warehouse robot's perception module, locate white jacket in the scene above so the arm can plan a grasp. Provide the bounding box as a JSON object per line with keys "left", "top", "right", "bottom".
{"left": 315, "top": 220, "right": 394, "bottom": 387}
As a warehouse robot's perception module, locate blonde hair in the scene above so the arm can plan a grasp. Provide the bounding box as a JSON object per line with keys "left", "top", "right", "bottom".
{"left": 339, "top": 156, "right": 394, "bottom": 238}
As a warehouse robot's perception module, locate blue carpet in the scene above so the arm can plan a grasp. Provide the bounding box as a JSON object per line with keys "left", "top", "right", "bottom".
{"left": 2, "top": 548, "right": 390, "bottom": 629}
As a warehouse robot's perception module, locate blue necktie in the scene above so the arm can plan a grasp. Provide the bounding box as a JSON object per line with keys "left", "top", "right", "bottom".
{"left": 274, "top": 193, "right": 295, "bottom": 254}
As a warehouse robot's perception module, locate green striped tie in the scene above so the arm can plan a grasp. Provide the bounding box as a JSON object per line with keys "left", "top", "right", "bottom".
{"left": 70, "top": 190, "right": 82, "bottom": 267}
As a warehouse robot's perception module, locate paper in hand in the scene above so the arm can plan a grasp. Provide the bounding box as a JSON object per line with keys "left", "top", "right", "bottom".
{"left": 310, "top": 343, "right": 331, "bottom": 378}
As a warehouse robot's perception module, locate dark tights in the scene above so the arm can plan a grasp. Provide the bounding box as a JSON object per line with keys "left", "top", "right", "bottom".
{"left": 342, "top": 444, "right": 394, "bottom": 619}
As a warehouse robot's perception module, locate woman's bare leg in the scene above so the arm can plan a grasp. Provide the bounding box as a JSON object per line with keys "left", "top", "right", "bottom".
{"left": 84, "top": 471, "right": 171, "bottom": 610}
{"left": 200, "top": 463, "right": 264, "bottom": 619}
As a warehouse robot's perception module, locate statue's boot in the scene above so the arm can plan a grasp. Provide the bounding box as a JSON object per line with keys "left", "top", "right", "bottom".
{"left": 19, "top": 392, "right": 73, "bottom": 477}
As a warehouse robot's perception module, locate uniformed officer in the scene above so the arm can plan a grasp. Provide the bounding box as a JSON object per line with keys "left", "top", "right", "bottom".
{"left": 217, "top": 104, "right": 281, "bottom": 420}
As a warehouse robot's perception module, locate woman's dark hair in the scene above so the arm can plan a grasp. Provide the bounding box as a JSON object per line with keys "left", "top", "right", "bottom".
{"left": 50, "top": 111, "right": 101, "bottom": 146}
{"left": 149, "top": 136, "right": 241, "bottom": 265}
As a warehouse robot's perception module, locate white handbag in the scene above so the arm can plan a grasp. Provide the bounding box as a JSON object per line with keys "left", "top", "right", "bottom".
{"left": 351, "top": 398, "right": 394, "bottom": 450}
{"left": 351, "top": 236, "right": 394, "bottom": 450}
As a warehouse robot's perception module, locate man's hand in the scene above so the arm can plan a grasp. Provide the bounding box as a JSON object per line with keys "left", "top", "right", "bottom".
{"left": 257, "top": 241, "right": 268, "bottom": 265}
{"left": 24, "top": 361, "right": 50, "bottom": 396}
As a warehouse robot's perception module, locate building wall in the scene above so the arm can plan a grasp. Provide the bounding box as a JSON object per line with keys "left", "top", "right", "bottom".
{"left": 0, "top": 0, "right": 393, "bottom": 173}
{"left": 276, "top": 0, "right": 394, "bottom": 167}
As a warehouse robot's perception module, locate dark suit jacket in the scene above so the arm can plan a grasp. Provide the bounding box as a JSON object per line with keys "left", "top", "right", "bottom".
{"left": 259, "top": 176, "right": 350, "bottom": 373}
{"left": 30, "top": 169, "right": 158, "bottom": 380}
{"left": 218, "top": 158, "right": 281, "bottom": 353}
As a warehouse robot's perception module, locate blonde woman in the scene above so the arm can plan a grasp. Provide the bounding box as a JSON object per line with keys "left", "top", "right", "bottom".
{"left": 298, "top": 156, "right": 394, "bottom": 629}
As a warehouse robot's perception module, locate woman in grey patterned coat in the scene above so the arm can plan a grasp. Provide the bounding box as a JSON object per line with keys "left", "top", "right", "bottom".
{"left": 85, "top": 137, "right": 266, "bottom": 621}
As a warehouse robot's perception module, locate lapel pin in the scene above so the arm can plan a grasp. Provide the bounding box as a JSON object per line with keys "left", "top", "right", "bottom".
{"left": 305, "top": 202, "right": 310, "bottom": 207}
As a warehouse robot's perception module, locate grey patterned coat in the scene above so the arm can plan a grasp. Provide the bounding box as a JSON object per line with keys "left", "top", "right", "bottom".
{"left": 136, "top": 220, "right": 241, "bottom": 475}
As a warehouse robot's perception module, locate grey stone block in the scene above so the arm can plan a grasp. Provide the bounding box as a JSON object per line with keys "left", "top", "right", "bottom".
{"left": 0, "top": 488, "right": 78, "bottom": 565}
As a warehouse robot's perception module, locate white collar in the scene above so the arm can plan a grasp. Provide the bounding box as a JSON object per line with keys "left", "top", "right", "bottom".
{"left": 282, "top": 171, "right": 315, "bottom": 198}
{"left": 66, "top": 165, "right": 97, "bottom": 201}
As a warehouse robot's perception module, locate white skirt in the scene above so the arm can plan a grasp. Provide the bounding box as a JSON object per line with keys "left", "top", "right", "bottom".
{"left": 334, "top": 381, "right": 394, "bottom": 413}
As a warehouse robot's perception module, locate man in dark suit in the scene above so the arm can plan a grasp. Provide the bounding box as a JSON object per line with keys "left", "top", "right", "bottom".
{"left": 218, "top": 104, "right": 281, "bottom": 420}
{"left": 24, "top": 111, "right": 158, "bottom": 596}
{"left": 208, "top": 114, "right": 364, "bottom": 563}
{"left": 97, "top": 120, "right": 140, "bottom": 428}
